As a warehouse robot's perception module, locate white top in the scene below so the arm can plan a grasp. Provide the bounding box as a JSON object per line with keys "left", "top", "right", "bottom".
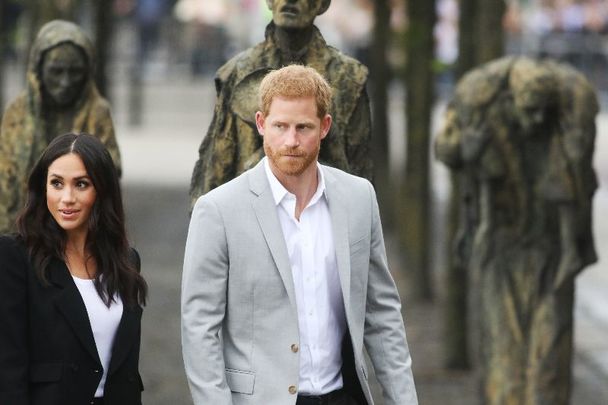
{"left": 264, "top": 158, "right": 347, "bottom": 395}
{"left": 72, "top": 276, "right": 123, "bottom": 398}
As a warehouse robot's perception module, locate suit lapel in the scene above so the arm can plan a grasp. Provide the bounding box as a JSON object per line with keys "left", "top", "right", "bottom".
{"left": 323, "top": 167, "right": 352, "bottom": 309}
{"left": 108, "top": 304, "right": 142, "bottom": 375}
{"left": 249, "top": 161, "right": 298, "bottom": 310}
{"left": 49, "top": 259, "right": 101, "bottom": 365}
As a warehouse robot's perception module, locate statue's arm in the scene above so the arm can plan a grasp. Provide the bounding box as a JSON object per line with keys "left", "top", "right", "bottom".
{"left": 0, "top": 101, "right": 24, "bottom": 233}
{"left": 189, "top": 90, "right": 237, "bottom": 211}
{"left": 90, "top": 99, "right": 122, "bottom": 177}
{"left": 345, "top": 87, "right": 373, "bottom": 181}
{"left": 554, "top": 204, "right": 583, "bottom": 289}
{"left": 553, "top": 131, "right": 593, "bottom": 288}
{"left": 434, "top": 106, "right": 464, "bottom": 168}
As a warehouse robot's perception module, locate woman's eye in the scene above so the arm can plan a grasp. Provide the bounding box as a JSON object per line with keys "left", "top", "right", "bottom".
{"left": 76, "top": 180, "right": 90, "bottom": 189}
{"left": 50, "top": 179, "right": 62, "bottom": 188}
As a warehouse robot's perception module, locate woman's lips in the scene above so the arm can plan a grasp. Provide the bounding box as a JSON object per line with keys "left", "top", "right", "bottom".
{"left": 59, "top": 209, "right": 79, "bottom": 220}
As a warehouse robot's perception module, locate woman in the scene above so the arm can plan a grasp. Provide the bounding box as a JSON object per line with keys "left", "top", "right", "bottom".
{"left": 0, "top": 133, "right": 147, "bottom": 405}
{"left": 0, "top": 19, "right": 121, "bottom": 234}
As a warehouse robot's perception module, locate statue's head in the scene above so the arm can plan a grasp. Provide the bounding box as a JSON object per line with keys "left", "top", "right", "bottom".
{"left": 266, "top": 0, "right": 331, "bottom": 29}
{"left": 40, "top": 42, "right": 88, "bottom": 108}
{"left": 509, "top": 58, "right": 559, "bottom": 136}
{"left": 28, "top": 20, "right": 94, "bottom": 109}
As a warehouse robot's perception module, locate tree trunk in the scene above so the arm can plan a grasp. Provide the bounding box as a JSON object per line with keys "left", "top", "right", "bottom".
{"left": 0, "top": 0, "right": 5, "bottom": 113}
{"left": 443, "top": 0, "right": 505, "bottom": 370}
{"left": 476, "top": 0, "right": 506, "bottom": 63}
{"left": 456, "top": 0, "right": 478, "bottom": 79}
{"left": 370, "top": 0, "right": 392, "bottom": 226}
{"left": 442, "top": 0, "right": 477, "bottom": 370}
{"left": 400, "top": 0, "right": 436, "bottom": 301}
{"left": 93, "top": 0, "right": 113, "bottom": 99}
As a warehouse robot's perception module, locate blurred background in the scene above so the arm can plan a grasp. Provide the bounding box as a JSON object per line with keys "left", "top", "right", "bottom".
{"left": 1, "top": 0, "right": 607, "bottom": 404}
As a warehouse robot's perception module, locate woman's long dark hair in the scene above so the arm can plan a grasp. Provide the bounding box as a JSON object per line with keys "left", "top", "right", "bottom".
{"left": 16, "top": 133, "right": 147, "bottom": 307}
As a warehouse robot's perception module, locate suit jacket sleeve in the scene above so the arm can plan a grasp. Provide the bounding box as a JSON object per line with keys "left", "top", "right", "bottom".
{"left": 362, "top": 183, "right": 418, "bottom": 405}
{"left": 0, "top": 236, "right": 30, "bottom": 405}
{"left": 181, "top": 195, "right": 233, "bottom": 405}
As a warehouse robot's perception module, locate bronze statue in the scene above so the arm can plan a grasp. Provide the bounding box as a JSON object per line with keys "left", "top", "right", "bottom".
{"left": 435, "top": 56, "right": 598, "bottom": 405}
{"left": 189, "top": 0, "right": 372, "bottom": 208}
{"left": 0, "top": 20, "right": 121, "bottom": 234}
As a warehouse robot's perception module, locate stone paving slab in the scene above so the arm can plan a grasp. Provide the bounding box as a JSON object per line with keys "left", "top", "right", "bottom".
{"left": 115, "top": 78, "right": 608, "bottom": 404}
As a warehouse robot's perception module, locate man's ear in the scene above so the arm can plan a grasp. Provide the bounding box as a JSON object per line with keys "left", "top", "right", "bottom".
{"left": 320, "top": 114, "right": 332, "bottom": 140}
{"left": 255, "top": 111, "right": 266, "bottom": 136}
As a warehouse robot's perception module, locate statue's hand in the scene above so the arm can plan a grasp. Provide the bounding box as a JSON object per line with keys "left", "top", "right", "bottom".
{"left": 243, "top": 148, "right": 265, "bottom": 171}
{"left": 472, "top": 222, "right": 492, "bottom": 269}
{"left": 461, "top": 124, "right": 491, "bottom": 162}
{"left": 555, "top": 250, "right": 583, "bottom": 289}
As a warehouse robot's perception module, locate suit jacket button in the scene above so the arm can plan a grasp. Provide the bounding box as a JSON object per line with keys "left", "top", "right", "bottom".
{"left": 288, "top": 385, "right": 297, "bottom": 395}
{"left": 93, "top": 369, "right": 100, "bottom": 373}
{"left": 291, "top": 344, "right": 299, "bottom": 353}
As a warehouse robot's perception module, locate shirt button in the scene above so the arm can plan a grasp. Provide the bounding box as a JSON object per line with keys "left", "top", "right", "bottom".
{"left": 291, "top": 344, "right": 299, "bottom": 353}
{"left": 288, "top": 385, "right": 297, "bottom": 395}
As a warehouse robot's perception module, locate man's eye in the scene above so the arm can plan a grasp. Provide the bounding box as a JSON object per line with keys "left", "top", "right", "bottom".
{"left": 297, "top": 124, "right": 314, "bottom": 132}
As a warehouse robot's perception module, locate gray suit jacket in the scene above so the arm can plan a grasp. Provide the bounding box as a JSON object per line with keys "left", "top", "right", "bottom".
{"left": 181, "top": 161, "right": 417, "bottom": 405}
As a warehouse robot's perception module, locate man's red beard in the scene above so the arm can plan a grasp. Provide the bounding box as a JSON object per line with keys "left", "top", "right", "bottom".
{"left": 264, "top": 142, "right": 319, "bottom": 176}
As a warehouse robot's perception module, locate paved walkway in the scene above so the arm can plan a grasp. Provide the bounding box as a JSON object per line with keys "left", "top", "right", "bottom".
{"left": 6, "top": 66, "right": 603, "bottom": 403}
{"left": 107, "top": 76, "right": 608, "bottom": 404}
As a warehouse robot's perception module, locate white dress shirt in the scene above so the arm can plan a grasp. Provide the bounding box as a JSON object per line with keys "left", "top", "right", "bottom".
{"left": 264, "top": 158, "right": 347, "bottom": 395}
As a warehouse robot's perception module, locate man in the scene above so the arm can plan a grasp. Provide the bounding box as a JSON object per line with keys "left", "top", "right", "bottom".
{"left": 0, "top": 20, "right": 121, "bottom": 234}
{"left": 182, "top": 65, "right": 417, "bottom": 405}
{"left": 188, "top": 0, "right": 372, "bottom": 209}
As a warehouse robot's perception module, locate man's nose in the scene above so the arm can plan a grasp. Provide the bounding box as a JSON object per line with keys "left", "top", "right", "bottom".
{"left": 284, "top": 127, "right": 299, "bottom": 146}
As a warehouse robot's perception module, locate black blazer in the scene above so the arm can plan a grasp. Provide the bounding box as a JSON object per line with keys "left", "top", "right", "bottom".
{"left": 0, "top": 235, "right": 144, "bottom": 405}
